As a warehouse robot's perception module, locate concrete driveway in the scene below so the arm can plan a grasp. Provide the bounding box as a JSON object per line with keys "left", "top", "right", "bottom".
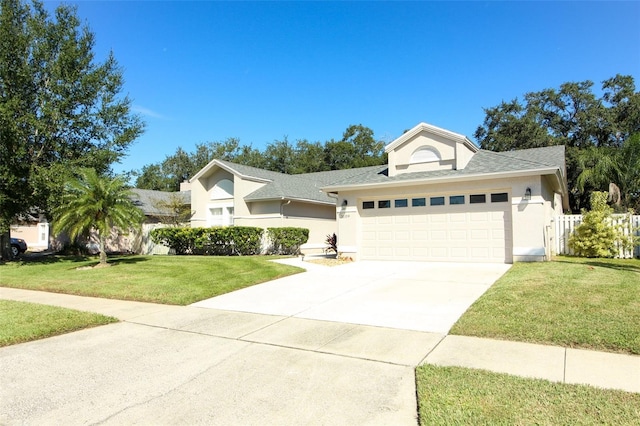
{"left": 0, "top": 260, "right": 511, "bottom": 425}
{"left": 193, "top": 260, "right": 511, "bottom": 334}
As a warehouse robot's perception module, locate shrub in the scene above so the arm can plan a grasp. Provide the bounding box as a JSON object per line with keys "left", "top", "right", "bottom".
{"left": 324, "top": 233, "right": 337, "bottom": 255}
{"left": 569, "top": 192, "right": 635, "bottom": 258}
{"left": 150, "top": 226, "right": 265, "bottom": 256}
{"left": 267, "top": 227, "right": 309, "bottom": 255}
{"left": 229, "top": 226, "right": 263, "bottom": 255}
{"left": 150, "top": 227, "right": 200, "bottom": 254}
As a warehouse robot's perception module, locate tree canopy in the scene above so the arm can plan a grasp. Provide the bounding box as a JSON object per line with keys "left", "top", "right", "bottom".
{"left": 474, "top": 74, "right": 640, "bottom": 212}
{"left": 53, "top": 169, "right": 144, "bottom": 265}
{"left": 134, "top": 124, "right": 387, "bottom": 191}
{"left": 0, "top": 0, "right": 143, "bottom": 241}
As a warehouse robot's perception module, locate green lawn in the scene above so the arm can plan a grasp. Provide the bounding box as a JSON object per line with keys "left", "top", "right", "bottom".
{"left": 0, "top": 300, "right": 118, "bottom": 347}
{"left": 416, "top": 364, "right": 640, "bottom": 425}
{"left": 451, "top": 256, "right": 640, "bottom": 355}
{"left": 0, "top": 254, "right": 303, "bottom": 305}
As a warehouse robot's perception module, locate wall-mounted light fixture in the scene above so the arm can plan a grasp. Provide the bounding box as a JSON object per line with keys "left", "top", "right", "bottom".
{"left": 342, "top": 199, "right": 348, "bottom": 207}
{"left": 524, "top": 187, "right": 532, "bottom": 201}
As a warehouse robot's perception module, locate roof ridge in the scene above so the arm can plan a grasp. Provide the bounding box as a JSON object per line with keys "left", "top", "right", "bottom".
{"left": 215, "top": 159, "right": 286, "bottom": 180}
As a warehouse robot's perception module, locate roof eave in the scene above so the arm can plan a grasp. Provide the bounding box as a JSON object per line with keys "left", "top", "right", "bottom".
{"left": 321, "top": 167, "right": 562, "bottom": 192}
{"left": 190, "top": 159, "right": 272, "bottom": 184}
{"left": 244, "top": 196, "right": 335, "bottom": 206}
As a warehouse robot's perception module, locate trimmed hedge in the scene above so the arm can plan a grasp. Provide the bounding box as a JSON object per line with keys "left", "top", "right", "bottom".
{"left": 267, "top": 227, "right": 309, "bottom": 255}
{"left": 150, "top": 226, "right": 264, "bottom": 256}
{"left": 150, "top": 226, "right": 309, "bottom": 256}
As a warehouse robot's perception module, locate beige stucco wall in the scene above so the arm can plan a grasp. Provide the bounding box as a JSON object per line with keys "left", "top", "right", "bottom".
{"left": 10, "top": 223, "right": 50, "bottom": 250}
{"left": 247, "top": 200, "right": 281, "bottom": 215}
{"left": 284, "top": 201, "right": 335, "bottom": 220}
{"left": 388, "top": 130, "right": 476, "bottom": 176}
{"left": 389, "top": 133, "right": 457, "bottom": 176}
{"left": 190, "top": 176, "right": 209, "bottom": 227}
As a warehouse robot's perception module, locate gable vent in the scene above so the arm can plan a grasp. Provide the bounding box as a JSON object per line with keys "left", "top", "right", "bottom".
{"left": 410, "top": 147, "right": 441, "bottom": 164}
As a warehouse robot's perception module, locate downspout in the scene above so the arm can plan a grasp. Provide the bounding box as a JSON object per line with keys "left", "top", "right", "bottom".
{"left": 280, "top": 199, "right": 291, "bottom": 226}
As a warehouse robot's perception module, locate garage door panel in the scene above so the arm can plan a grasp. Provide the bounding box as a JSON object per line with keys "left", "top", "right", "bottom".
{"left": 450, "top": 247, "right": 468, "bottom": 258}
{"left": 449, "top": 213, "right": 466, "bottom": 222}
{"left": 395, "top": 247, "right": 410, "bottom": 257}
{"left": 395, "top": 230, "right": 410, "bottom": 241}
{"left": 430, "top": 230, "right": 447, "bottom": 240}
{"left": 360, "top": 193, "right": 512, "bottom": 263}
{"left": 413, "top": 230, "right": 428, "bottom": 240}
{"left": 450, "top": 230, "right": 467, "bottom": 240}
{"left": 394, "top": 216, "right": 410, "bottom": 224}
{"left": 471, "top": 229, "right": 489, "bottom": 240}
{"left": 470, "top": 212, "right": 488, "bottom": 221}
{"left": 430, "top": 214, "right": 447, "bottom": 223}
{"left": 471, "top": 247, "right": 490, "bottom": 258}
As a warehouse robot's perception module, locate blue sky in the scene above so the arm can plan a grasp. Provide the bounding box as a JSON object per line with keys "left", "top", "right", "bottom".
{"left": 45, "top": 1, "right": 640, "bottom": 175}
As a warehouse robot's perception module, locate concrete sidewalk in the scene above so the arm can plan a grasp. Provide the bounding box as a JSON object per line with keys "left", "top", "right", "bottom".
{"left": 2, "top": 286, "right": 638, "bottom": 395}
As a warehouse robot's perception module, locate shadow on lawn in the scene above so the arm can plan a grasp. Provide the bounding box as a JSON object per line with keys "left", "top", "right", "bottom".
{"left": 14, "top": 252, "right": 150, "bottom": 267}
{"left": 555, "top": 257, "right": 640, "bottom": 274}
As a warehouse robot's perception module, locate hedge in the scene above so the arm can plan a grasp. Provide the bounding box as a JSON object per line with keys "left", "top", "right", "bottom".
{"left": 150, "top": 226, "right": 309, "bottom": 256}
{"left": 267, "top": 227, "right": 309, "bottom": 255}
{"left": 150, "top": 226, "right": 263, "bottom": 255}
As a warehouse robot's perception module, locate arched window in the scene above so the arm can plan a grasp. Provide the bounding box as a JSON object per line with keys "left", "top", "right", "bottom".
{"left": 410, "top": 146, "right": 441, "bottom": 164}
{"left": 210, "top": 179, "right": 234, "bottom": 199}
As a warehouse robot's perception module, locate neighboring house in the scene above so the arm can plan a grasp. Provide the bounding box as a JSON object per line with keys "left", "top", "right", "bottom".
{"left": 190, "top": 122, "right": 568, "bottom": 263}
{"left": 9, "top": 212, "right": 50, "bottom": 252}
{"left": 323, "top": 122, "right": 568, "bottom": 263}
{"left": 130, "top": 187, "right": 191, "bottom": 224}
{"left": 88, "top": 187, "right": 191, "bottom": 254}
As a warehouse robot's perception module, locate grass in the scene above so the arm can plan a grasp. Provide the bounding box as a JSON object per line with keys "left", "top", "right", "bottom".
{"left": 451, "top": 256, "right": 640, "bottom": 354}
{"left": 0, "top": 254, "right": 303, "bottom": 305}
{"left": 0, "top": 300, "right": 118, "bottom": 347}
{"left": 416, "top": 364, "right": 640, "bottom": 425}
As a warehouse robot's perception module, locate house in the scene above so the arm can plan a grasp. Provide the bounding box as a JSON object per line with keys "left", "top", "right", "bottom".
{"left": 190, "top": 122, "right": 568, "bottom": 263}
{"left": 86, "top": 188, "right": 191, "bottom": 254}
{"left": 323, "top": 122, "right": 568, "bottom": 263}
{"left": 190, "top": 160, "right": 374, "bottom": 247}
{"left": 9, "top": 212, "right": 50, "bottom": 252}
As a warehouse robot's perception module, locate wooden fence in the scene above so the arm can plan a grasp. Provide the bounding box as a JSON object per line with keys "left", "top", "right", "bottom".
{"left": 555, "top": 215, "right": 640, "bottom": 258}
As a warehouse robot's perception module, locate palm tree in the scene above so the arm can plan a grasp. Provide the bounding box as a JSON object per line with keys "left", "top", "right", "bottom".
{"left": 53, "top": 169, "right": 144, "bottom": 265}
{"left": 577, "top": 133, "right": 640, "bottom": 211}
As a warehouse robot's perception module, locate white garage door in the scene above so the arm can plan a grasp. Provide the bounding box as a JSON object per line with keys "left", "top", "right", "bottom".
{"left": 360, "top": 192, "right": 513, "bottom": 263}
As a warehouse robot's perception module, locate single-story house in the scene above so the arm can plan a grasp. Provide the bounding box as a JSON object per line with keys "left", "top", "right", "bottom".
{"left": 190, "top": 122, "right": 568, "bottom": 263}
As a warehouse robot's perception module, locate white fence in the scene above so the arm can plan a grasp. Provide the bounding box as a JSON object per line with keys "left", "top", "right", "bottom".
{"left": 555, "top": 215, "right": 640, "bottom": 258}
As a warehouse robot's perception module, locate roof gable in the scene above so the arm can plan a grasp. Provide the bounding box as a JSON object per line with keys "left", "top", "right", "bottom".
{"left": 385, "top": 122, "right": 478, "bottom": 176}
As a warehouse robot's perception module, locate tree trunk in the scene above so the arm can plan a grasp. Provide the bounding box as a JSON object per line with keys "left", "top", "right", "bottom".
{"left": 99, "top": 234, "right": 107, "bottom": 265}
{"left": 0, "top": 231, "right": 12, "bottom": 260}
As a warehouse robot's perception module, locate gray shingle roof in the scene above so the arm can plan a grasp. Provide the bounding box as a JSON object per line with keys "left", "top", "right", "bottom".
{"left": 130, "top": 188, "right": 190, "bottom": 216}
{"left": 243, "top": 167, "right": 387, "bottom": 203}
{"left": 215, "top": 159, "right": 287, "bottom": 182}
{"left": 214, "top": 145, "right": 566, "bottom": 202}
{"left": 323, "top": 146, "right": 566, "bottom": 188}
